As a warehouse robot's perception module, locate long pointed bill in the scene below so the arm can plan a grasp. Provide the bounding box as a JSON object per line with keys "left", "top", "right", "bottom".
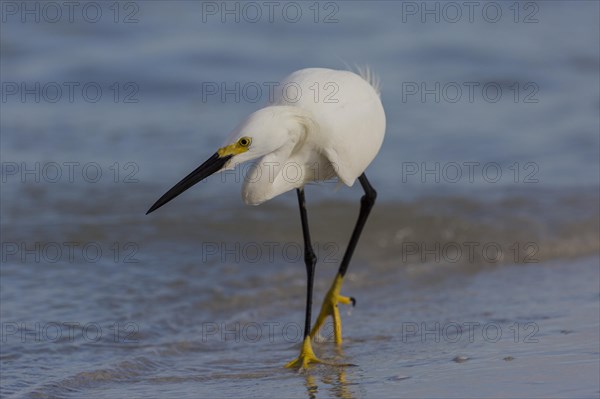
{"left": 146, "top": 152, "right": 232, "bottom": 214}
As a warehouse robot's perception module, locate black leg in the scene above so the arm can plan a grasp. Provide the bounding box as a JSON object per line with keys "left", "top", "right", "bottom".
{"left": 338, "top": 173, "right": 377, "bottom": 277}
{"left": 297, "top": 188, "right": 317, "bottom": 339}
{"left": 308, "top": 173, "right": 376, "bottom": 343}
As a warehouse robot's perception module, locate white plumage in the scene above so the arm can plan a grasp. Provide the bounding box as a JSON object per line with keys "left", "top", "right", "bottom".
{"left": 221, "top": 68, "right": 386, "bottom": 205}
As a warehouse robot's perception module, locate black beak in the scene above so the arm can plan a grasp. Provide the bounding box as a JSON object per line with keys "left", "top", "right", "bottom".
{"left": 146, "top": 152, "right": 232, "bottom": 214}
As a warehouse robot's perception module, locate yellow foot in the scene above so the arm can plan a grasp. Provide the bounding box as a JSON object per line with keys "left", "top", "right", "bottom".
{"left": 310, "top": 273, "right": 355, "bottom": 344}
{"left": 285, "top": 336, "right": 323, "bottom": 370}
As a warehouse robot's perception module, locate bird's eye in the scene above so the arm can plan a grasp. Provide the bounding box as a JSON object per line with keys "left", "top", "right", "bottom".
{"left": 238, "top": 137, "right": 251, "bottom": 147}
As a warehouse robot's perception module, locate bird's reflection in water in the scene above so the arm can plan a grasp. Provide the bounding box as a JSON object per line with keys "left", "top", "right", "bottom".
{"left": 304, "top": 374, "right": 319, "bottom": 399}
{"left": 302, "top": 345, "right": 357, "bottom": 399}
{"left": 303, "top": 366, "right": 356, "bottom": 399}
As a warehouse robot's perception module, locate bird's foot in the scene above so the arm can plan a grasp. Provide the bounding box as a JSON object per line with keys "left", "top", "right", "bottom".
{"left": 285, "top": 336, "right": 324, "bottom": 370}
{"left": 285, "top": 336, "right": 355, "bottom": 370}
{"left": 310, "top": 273, "right": 355, "bottom": 344}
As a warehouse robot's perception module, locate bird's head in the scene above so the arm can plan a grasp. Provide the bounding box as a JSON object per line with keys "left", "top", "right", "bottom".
{"left": 146, "top": 106, "right": 307, "bottom": 214}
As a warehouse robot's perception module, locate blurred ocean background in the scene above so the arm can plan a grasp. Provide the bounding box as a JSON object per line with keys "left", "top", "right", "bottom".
{"left": 1, "top": 1, "right": 599, "bottom": 398}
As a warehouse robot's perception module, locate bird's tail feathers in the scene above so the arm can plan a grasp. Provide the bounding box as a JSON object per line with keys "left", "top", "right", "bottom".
{"left": 337, "top": 58, "right": 382, "bottom": 96}
{"left": 355, "top": 65, "right": 381, "bottom": 96}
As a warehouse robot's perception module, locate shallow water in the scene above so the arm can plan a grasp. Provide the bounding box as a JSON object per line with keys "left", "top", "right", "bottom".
{"left": 1, "top": 1, "right": 599, "bottom": 398}
{"left": 2, "top": 249, "right": 598, "bottom": 398}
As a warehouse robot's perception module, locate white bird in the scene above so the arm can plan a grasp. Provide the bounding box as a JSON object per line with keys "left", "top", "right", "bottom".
{"left": 147, "top": 67, "right": 385, "bottom": 369}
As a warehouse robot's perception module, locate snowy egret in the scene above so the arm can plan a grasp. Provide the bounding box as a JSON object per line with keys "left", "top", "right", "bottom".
{"left": 146, "top": 67, "right": 385, "bottom": 369}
